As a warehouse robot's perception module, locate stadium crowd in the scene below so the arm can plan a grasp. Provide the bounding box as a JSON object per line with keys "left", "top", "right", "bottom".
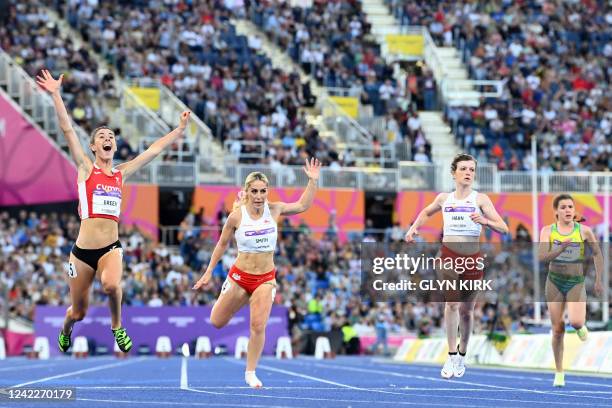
{"left": 4, "top": 1, "right": 610, "bottom": 170}
{"left": 54, "top": 0, "right": 347, "bottom": 167}
{"left": 3, "top": 209, "right": 608, "bottom": 355}
{"left": 3, "top": 1, "right": 115, "bottom": 134}
{"left": 387, "top": 0, "right": 612, "bottom": 171}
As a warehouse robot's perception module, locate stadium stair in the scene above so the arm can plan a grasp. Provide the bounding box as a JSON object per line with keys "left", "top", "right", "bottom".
{"left": 362, "top": 0, "right": 463, "bottom": 163}
{"left": 45, "top": 7, "right": 228, "bottom": 182}
{"left": 0, "top": 49, "right": 91, "bottom": 155}
{"left": 232, "top": 17, "right": 386, "bottom": 163}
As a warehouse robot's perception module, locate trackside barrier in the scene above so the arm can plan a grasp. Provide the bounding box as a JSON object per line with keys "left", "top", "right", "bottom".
{"left": 393, "top": 332, "right": 612, "bottom": 373}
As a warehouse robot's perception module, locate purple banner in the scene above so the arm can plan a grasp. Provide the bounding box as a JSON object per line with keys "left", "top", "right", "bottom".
{"left": 444, "top": 206, "right": 476, "bottom": 212}
{"left": 34, "top": 306, "right": 288, "bottom": 356}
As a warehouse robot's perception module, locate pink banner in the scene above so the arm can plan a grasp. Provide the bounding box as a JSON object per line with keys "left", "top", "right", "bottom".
{"left": 1, "top": 328, "right": 35, "bottom": 356}
{"left": 0, "top": 92, "right": 78, "bottom": 206}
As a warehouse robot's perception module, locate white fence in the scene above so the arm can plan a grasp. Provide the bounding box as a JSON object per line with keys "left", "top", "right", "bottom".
{"left": 129, "top": 160, "right": 611, "bottom": 193}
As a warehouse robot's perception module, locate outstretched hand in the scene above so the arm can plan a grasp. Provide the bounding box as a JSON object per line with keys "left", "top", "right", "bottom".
{"left": 36, "top": 69, "right": 63, "bottom": 95}
{"left": 303, "top": 157, "right": 321, "bottom": 181}
{"left": 192, "top": 270, "right": 212, "bottom": 291}
{"left": 179, "top": 111, "right": 191, "bottom": 129}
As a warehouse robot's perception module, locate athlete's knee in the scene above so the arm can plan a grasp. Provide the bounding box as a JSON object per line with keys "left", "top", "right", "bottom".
{"left": 551, "top": 324, "right": 565, "bottom": 338}
{"left": 446, "top": 302, "right": 460, "bottom": 312}
{"left": 210, "top": 314, "right": 228, "bottom": 329}
{"left": 568, "top": 319, "right": 584, "bottom": 330}
{"left": 458, "top": 303, "right": 474, "bottom": 317}
{"left": 101, "top": 280, "right": 120, "bottom": 295}
{"left": 250, "top": 317, "right": 267, "bottom": 335}
{"left": 70, "top": 307, "right": 87, "bottom": 321}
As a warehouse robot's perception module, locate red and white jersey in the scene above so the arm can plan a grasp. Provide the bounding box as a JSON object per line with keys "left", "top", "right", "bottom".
{"left": 78, "top": 164, "right": 123, "bottom": 222}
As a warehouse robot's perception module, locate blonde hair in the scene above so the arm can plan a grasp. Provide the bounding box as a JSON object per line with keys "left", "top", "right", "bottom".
{"left": 232, "top": 172, "right": 269, "bottom": 212}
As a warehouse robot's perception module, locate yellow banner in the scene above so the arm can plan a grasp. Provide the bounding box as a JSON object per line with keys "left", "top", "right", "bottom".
{"left": 386, "top": 34, "right": 424, "bottom": 56}
{"left": 329, "top": 96, "right": 359, "bottom": 119}
{"left": 127, "top": 87, "right": 161, "bottom": 110}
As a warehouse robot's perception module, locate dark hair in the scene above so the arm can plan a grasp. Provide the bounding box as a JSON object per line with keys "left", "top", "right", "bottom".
{"left": 89, "top": 126, "right": 113, "bottom": 155}
{"left": 553, "top": 194, "right": 574, "bottom": 210}
{"left": 450, "top": 153, "right": 477, "bottom": 173}
{"left": 553, "top": 194, "right": 576, "bottom": 220}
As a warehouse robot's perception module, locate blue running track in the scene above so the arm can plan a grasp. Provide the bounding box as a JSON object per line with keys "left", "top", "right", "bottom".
{"left": 0, "top": 356, "right": 610, "bottom": 407}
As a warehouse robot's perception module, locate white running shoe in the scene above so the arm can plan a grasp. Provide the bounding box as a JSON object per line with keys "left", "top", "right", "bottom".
{"left": 441, "top": 355, "right": 455, "bottom": 379}
{"left": 245, "top": 371, "right": 263, "bottom": 388}
{"left": 453, "top": 354, "right": 466, "bottom": 378}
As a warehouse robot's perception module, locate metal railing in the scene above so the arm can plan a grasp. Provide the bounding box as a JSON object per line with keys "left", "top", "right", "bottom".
{"left": 138, "top": 136, "right": 196, "bottom": 162}
{"left": 326, "top": 87, "right": 361, "bottom": 98}
{"left": 441, "top": 80, "right": 504, "bottom": 107}
{"left": 126, "top": 159, "right": 611, "bottom": 194}
{"left": 0, "top": 48, "right": 90, "bottom": 154}
{"left": 223, "top": 140, "right": 267, "bottom": 161}
{"left": 420, "top": 27, "right": 504, "bottom": 107}
{"left": 125, "top": 78, "right": 223, "bottom": 173}
{"left": 120, "top": 86, "right": 171, "bottom": 149}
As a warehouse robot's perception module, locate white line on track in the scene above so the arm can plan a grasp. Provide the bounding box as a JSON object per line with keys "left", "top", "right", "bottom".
{"left": 68, "top": 386, "right": 612, "bottom": 394}
{"left": 78, "top": 397, "right": 294, "bottom": 408}
{"left": 225, "top": 358, "right": 608, "bottom": 407}
{"left": 264, "top": 359, "right": 612, "bottom": 404}
{"left": 185, "top": 359, "right": 484, "bottom": 407}
{"left": 0, "top": 362, "right": 63, "bottom": 372}
{"left": 11, "top": 358, "right": 145, "bottom": 388}
{"left": 360, "top": 359, "right": 612, "bottom": 389}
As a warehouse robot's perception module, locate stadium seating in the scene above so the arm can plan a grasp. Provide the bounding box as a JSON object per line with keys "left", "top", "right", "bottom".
{"left": 387, "top": 0, "right": 611, "bottom": 171}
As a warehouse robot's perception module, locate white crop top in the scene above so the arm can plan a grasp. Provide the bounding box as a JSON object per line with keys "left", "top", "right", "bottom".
{"left": 234, "top": 203, "right": 278, "bottom": 253}
{"left": 442, "top": 190, "right": 483, "bottom": 237}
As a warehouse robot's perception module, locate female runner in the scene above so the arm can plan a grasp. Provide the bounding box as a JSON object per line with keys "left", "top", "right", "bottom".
{"left": 193, "top": 160, "right": 320, "bottom": 388}
{"left": 539, "top": 194, "right": 603, "bottom": 387}
{"left": 405, "top": 153, "right": 509, "bottom": 379}
{"left": 36, "top": 69, "right": 191, "bottom": 353}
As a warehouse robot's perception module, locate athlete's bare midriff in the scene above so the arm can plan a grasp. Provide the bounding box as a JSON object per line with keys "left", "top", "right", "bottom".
{"left": 235, "top": 252, "right": 275, "bottom": 274}
{"left": 442, "top": 235, "right": 480, "bottom": 255}
{"left": 75, "top": 218, "right": 119, "bottom": 249}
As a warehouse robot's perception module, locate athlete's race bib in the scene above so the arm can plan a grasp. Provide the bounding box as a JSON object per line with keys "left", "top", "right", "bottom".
{"left": 92, "top": 191, "right": 121, "bottom": 217}
{"left": 552, "top": 240, "right": 582, "bottom": 263}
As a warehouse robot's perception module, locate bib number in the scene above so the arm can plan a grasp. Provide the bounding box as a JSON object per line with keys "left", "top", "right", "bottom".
{"left": 92, "top": 193, "right": 121, "bottom": 217}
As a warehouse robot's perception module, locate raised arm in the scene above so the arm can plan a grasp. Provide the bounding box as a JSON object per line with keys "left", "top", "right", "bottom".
{"left": 116, "top": 111, "right": 191, "bottom": 180}
{"left": 273, "top": 158, "right": 321, "bottom": 216}
{"left": 404, "top": 193, "right": 446, "bottom": 242}
{"left": 193, "top": 210, "right": 238, "bottom": 290}
{"left": 36, "top": 70, "right": 91, "bottom": 171}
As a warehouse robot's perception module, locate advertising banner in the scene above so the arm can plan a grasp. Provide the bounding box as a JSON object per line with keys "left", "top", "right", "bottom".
{"left": 34, "top": 306, "right": 288, "bottom": 356}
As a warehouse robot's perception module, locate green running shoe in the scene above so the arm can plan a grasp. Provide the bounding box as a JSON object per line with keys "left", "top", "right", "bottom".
{"left": 576, "top": 326, "right": 588, "bottom": 341}
{"left": 58, "top": 330, "right": 71, "bottom": 353}
{"left": 112, "top": 327, "right": 133, "bottom": 352}
{"left": 553, "top": 372, "right": 565, "bottom": 387}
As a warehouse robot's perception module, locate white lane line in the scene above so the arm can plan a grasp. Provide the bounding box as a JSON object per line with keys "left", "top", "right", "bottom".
{"left": 180, "top": 357, "right": 188, "bottom": 390}
{"left": 74, "top": 385, "right": 612, "bottom": 395}
{"left": 355, "top": 359, "right": 612, "bottom": 388}
{"left": 78, "top": 398, "right": 293, "bottom": 408}
{"left": 11, "top": 358, "right": 145, "bottom": 388}
{"left": 265, "top": 360, "right": 612, "bottom": 404}
{"left": 234, "top": 359, "right": 612, "bottom": 406}
{"left": 0, "top": 362, "right": 63, "bottom": 372}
